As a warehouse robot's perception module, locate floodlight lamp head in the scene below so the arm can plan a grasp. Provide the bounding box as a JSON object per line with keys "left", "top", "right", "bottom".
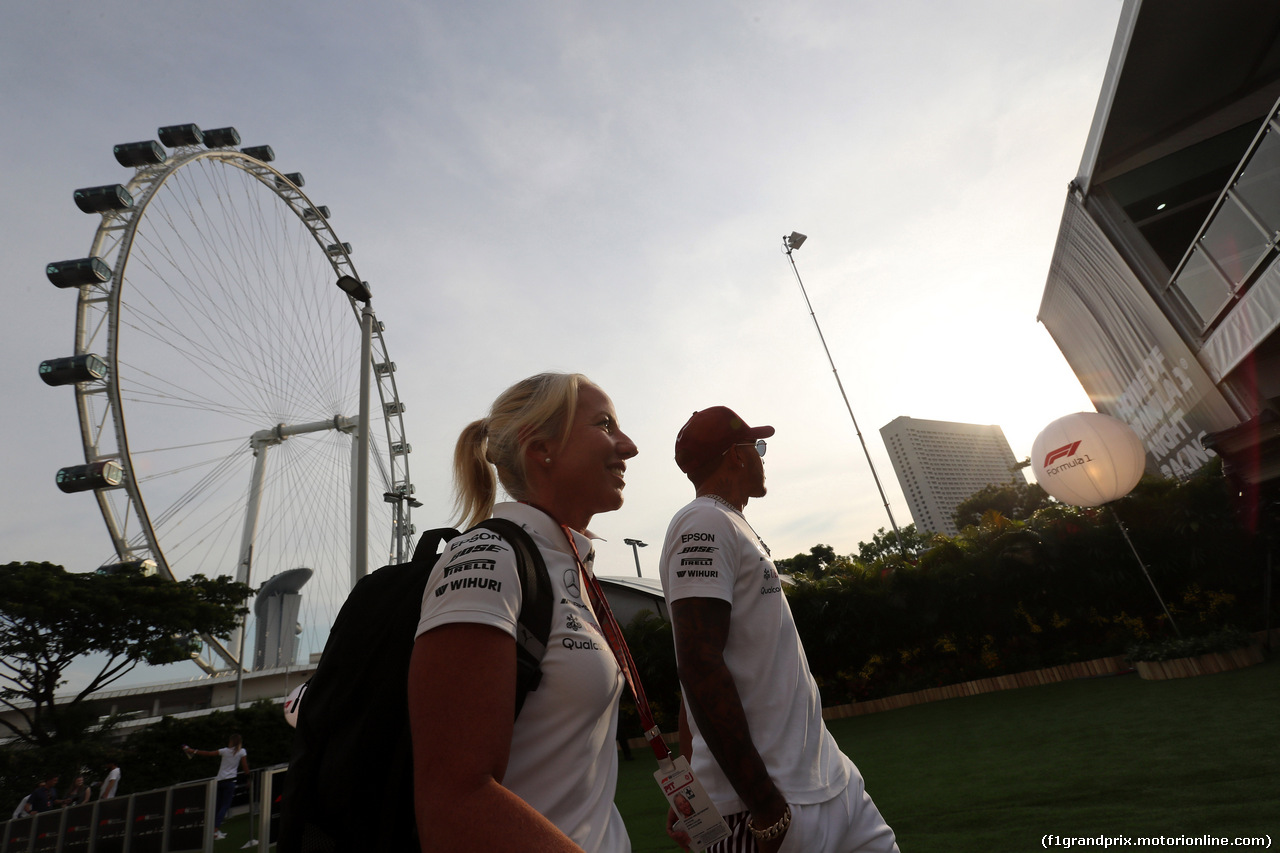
{"left": 335, "top": 275, "right": 373, "bottom": 303}
{"left": 785, "top": 232, "right": 807, "bottom": 251}
{"left": 624, "top": 538, "right": 648, "bottom": 548}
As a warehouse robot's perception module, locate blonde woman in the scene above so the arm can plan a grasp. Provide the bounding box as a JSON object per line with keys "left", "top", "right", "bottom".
{"left": 409, "top": 373, "right": 638, "bottom": 852}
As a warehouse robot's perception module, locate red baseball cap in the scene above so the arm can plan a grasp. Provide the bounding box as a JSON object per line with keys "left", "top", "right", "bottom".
{"left": 674, "top": 406, "right": 775, "bottom": 473}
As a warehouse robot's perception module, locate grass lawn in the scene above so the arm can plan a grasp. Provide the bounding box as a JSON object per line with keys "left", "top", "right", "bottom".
{"left": 615, "top": 656, "right": 1279, "bottom": 852}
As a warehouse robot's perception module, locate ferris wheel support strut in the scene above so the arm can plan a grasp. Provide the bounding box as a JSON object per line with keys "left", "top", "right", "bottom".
{"left": 353, "top": 302, "right": 373, "bottom": 586}
{"left": 227, "top": 416, "right": 357, "bottom": 700}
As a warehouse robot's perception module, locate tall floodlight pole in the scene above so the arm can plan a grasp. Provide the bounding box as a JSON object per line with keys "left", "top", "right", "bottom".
{"left": 782, "top": 232, "right": 907, "bottom": 557}
{"left": 337, "top": 276, "right": 375, "bottom": 582}
{"left": 623, "top": 538, "right": 648, "bottom": 577}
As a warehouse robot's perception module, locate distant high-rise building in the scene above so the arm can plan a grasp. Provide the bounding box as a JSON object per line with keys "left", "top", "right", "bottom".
{"left": 880, "top": 416, "right": 1026, "bottom": 537}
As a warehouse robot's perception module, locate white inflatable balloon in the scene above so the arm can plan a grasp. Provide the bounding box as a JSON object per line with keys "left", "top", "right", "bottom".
{"left": 1031, "top": 412, "right": 1147, "bottom": 507}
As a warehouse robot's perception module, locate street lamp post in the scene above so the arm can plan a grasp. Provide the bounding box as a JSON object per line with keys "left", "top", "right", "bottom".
{"left": 782, "top": 232, "right": 907, "bottom": 557}
{"left": 623, "top": 538, "right": 647, "bottom": 577}
{"left": 336, "top": 276, "right": 374, "bottom": 583}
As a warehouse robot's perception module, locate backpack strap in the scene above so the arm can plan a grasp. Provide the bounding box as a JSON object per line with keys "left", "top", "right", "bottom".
{"left": 409, "top": 527, "right": 462, "bottom": 568}
{"left": 471, "top": 517, "right": 552, "bottom": 716}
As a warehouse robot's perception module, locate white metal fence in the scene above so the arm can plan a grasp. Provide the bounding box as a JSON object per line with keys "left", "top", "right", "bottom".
{"left": 2, "top": 766, "right": 288, "bottom": 853}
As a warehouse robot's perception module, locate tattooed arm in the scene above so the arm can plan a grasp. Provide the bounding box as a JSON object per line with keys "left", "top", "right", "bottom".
{"left": 671, "top": 597, "right": 789, "bottom": 851}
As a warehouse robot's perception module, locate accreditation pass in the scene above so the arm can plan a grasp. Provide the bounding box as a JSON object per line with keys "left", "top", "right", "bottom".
{"left": 655, "top": 756, "right": 731, "bottom": 851}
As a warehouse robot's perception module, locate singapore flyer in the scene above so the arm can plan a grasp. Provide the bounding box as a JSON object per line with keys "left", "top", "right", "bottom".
{"left": 43, "top": 123, "right": 415, "bottom": 674}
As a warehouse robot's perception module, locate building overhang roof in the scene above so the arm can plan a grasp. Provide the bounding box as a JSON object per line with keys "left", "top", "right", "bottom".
{"left": 1079, "top": 0, "right": 1280, "bottom": 192}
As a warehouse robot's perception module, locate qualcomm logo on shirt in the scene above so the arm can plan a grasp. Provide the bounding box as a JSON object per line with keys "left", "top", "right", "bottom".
{"left": 562, "top": 611, "right": 604, "bottom": 651}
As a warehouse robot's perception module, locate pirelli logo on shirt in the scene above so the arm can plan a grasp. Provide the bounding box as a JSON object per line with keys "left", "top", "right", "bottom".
{"left": 443, "top": 559, "right": 496, "bottom": 578}
{"left": 433, "top": 541, "right": 510, "bottom": 597}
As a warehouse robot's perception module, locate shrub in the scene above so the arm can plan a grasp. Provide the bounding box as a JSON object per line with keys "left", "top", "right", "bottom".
{"left": 1125, "top": 624, "right": 1254, "bottom": 663}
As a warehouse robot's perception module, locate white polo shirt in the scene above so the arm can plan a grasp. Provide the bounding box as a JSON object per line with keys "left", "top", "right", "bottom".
{"left": 416, "top": 502, "right": 630, "bottom": 853}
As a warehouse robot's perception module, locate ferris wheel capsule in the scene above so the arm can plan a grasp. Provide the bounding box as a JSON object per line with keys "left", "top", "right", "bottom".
{"left": 241, "top": 144, "right": 275, "bottom": 162}
{"left": 38, "top": 354, "right": 107, "bottom": 386}
{"left": 96, "top": 559, "right": 158, "bottom": 577}
{"left": 56, "top": 460, "right": 124, "bottom": 493}
{"left": 46, "top": 257, "right": 111, "bottom": 288}
{"left": 157, "top": 123, "right": 203, "bottom": 147}
{"left": 202, "top": 127, "right": 241, "bottom": 148}
{"left": 113, "top": 141, "right": 166, "bottom": 168}
{"left": 73, "top": 184, "right": 133, "bottom": 214}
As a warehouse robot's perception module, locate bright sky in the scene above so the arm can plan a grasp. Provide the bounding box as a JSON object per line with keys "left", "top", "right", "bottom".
{"left": 2, "top": 0, "right": 1118, "bottom": 689}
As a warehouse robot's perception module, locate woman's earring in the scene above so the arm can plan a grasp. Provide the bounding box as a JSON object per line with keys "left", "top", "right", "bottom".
{"left": 544, "top": 457, "right": 552, "bottom": 464}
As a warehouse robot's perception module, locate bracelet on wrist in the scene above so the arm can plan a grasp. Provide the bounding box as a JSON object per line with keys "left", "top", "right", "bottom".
{"left": 747, "top": 803, "right": 791, "bottom": 842}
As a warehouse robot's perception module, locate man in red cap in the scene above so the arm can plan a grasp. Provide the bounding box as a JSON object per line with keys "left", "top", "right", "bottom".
{"left": 659, "top": 407, "right": 899, "bottom": 853}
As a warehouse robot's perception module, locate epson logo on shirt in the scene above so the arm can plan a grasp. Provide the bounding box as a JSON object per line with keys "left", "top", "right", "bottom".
{"left": 448, "top": 531, "right": 505, "bottom": 550}
{"left": 681, "top": 532, "right": 715, "bottom": 543}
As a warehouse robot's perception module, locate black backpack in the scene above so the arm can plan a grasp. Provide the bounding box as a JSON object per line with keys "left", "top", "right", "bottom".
{"left": 277, "top": 517, "right": 551, "bottom": 852}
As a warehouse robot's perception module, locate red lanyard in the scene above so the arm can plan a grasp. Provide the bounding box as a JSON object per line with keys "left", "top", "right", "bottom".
{"left": 559, "top": 523, "right": 672, "bottom": 762}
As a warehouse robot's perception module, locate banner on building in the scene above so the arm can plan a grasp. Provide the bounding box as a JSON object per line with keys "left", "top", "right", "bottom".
{"left": 1038, "top": 193, "right": 1239, "bottom": 478}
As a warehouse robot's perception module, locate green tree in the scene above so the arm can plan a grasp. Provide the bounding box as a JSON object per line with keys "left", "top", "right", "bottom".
{"left": 952, "top": 481, "right": 1052, "bottom": 529}
{"left": 855, "top": 524, "right": 931, "bottom": 562}
{"left": 620, "top": 610, "right": 680, "bottom": 735}
{"left": 0, "top": 562, "right": 250, "bottom": 746}
{"left": 775, "top": 543, "right": 837, "bottom": 578}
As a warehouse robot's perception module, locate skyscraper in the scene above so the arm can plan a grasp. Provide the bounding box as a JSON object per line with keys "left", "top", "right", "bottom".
{"left": 880, "top": 416, "right": 1026, "bottom": 536}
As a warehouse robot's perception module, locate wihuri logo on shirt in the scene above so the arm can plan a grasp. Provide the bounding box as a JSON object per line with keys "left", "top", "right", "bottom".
{"left": 434, "top": 576, "right": 503, "bottom": 596}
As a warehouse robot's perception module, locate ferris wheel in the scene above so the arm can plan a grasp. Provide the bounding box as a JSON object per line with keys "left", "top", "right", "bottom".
{"left": 41, "top": 123, "right": 416, "bottom": 675}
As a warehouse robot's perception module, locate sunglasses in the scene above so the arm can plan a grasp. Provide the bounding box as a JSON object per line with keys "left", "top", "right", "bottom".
{"left": 735, "top": 439, "right": 767, "bottom": 457}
